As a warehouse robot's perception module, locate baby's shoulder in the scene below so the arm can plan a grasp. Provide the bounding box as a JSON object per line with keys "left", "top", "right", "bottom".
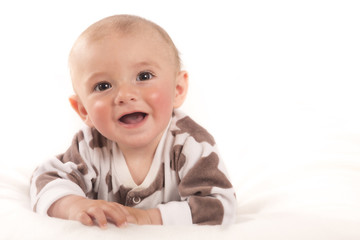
{"left": 170, "top": 110, "right": 215, "bottom": 146}
{"left": 73, "top": 126, "right": 111, "bottom": 150}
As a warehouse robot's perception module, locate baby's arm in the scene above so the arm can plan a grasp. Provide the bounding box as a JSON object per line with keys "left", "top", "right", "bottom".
{"left": 48, "top": 195, "right": 162, "bottom": 227}
{"left": 124, "top": 206, "right": 162, "bottom": 225}
{"left": 30, "top": 129, "right": 162, "bottom": 227}
{"left": 48, "top": 195, "right": 130, "bottom": 228}
{"left": 159, "top": 129, "right": 237, "bottom": 225}
{"left": 177, "top": 150, "right": 236, "bottom": 225}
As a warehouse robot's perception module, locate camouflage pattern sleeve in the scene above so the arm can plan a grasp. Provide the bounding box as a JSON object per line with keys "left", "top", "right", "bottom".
{"left": 158, "top": 113, "right": 237, "bottom": 225}
{"left": 29, "top": 128, "right": 105, "bottom": 215}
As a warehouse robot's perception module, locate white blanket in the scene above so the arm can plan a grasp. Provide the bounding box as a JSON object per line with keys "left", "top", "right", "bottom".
{"left": 1, "top": 154, "right": 360, "bottom": 240}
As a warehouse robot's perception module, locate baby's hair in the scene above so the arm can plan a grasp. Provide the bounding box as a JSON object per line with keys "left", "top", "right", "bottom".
{"left": 71, "top": 14, "right": 182, "bottom": 71}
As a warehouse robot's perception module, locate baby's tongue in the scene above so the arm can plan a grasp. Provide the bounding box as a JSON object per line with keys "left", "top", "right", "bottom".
{"left": 120, "top": 112, "right": 145, "bottom": 124}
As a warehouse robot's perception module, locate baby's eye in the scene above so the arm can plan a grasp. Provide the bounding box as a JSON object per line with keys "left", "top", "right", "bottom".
{"left": 136, "top": 71, "right": 154, "bottom": 81}
{"left": 94, "top": 82, "right": 112, "bottom": 92}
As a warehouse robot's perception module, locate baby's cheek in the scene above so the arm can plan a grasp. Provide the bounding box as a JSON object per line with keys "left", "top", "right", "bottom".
{"left": 89, "top": 101, "right": 111, "bottom": 126}
{"left": 148, "top": 88, "right": 174, "bottom": 113}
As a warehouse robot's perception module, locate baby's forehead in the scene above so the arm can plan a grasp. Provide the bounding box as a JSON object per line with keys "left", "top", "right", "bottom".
{"left": 74, "top": 28, "right": 173, "bottom": 64}
{"left": 83, "top": 22, "right": 154, "bottom": 42}
{"left": 73, "top": 24, "right": 179, "bottom": 68}
{"left": 79, "top": 16, "right": 171, "bottom": 49}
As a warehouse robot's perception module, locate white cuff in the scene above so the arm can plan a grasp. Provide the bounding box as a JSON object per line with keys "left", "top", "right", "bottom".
{"left": 35, "top": 180, "right": 85, "bottom": 215}
{"left": 157, "top": 201, "right": 193, "bottom": 225}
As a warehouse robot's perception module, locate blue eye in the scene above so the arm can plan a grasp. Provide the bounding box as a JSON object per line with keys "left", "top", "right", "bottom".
{"left": 94, "top": 82, "right": 112, "bottom": 91}
{"left": 136, "top": 72, "right": 154, "bottom": 81}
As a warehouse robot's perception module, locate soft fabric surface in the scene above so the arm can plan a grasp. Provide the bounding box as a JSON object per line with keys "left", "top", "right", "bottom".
{"left": 1, "top": 1, "right": 360, "bottom": 239}
{"left": 1, "top": 154, "right": 360, "bottom": 239}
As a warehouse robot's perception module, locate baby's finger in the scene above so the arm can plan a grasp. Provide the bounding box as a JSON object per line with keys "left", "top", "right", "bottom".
{"left": 87, "top": 207, "right": 108, "bottom": 229}
{"left": 103, "top": 204, "right": 129, "bottom": 227}
{"left": 75, "top": 211, "right": 94, "bottom": 226}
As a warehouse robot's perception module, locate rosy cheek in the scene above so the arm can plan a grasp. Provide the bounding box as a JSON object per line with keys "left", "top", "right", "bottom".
{"left": 146, "top": 86, "right": 174, "bottom": 113}
{"left": 89, "top": 100, "right": 110, "bottom": 125}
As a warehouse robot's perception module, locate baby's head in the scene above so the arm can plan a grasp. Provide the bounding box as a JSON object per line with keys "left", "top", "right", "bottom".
{"left": 68, "top": 15, "right": 188, "bottom": 151}
{"left": 69, "top": 15, "right": 182, "bottom": 76}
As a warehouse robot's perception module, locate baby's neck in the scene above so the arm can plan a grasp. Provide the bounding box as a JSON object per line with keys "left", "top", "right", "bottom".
{"left": 125, "top": 154, "right": 154, "bottom": 186}
{"left": 120, "top": 141, "right": 160, "bottom": 186}
{"left": 118, "top": 129, "right": 165, "bottom": 186}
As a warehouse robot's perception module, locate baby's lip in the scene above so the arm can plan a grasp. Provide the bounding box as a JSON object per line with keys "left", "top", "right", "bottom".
{"left": 118, "top": 112, "right": 148, "bottom": 125}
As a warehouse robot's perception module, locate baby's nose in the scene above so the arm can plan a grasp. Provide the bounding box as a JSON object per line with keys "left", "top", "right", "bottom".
{"left": 114, "top": 84, "right": 137, "bottom": 104}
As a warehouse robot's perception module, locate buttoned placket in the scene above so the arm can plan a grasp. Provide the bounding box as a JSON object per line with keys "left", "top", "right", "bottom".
{"left": 126, "top": 191, "right": 142, "bottom": 206}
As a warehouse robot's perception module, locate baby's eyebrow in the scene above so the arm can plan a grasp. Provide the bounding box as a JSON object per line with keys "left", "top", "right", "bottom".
{"left": 133, "top": 61, "right": 161, "bottom": 70}
{"left": 85, "top": 72, "right": 109, "bottom": 84}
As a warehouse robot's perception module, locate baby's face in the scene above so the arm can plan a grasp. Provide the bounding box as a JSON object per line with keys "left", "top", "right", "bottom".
{"left": 70, "top": 29, "right": 183, "bottom": 151}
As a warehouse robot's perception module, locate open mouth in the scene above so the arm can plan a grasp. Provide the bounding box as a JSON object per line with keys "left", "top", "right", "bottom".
{"left": 119, "top": 112, "right": 148, "bottom": 125}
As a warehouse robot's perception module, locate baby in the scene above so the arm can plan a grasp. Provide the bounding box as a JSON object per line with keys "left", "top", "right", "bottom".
{"left": 30, "top": 14, "right": 237, "bottom": 228}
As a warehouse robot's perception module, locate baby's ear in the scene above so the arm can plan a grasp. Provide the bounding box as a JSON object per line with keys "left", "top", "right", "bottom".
{"left": 69, "top": 95, "right": 93, "bottom": 127}
{"left": 173, "top": 71, "right": 189, "bottom": 108}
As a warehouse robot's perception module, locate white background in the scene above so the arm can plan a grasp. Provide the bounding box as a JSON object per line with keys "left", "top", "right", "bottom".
{"left": 0, "top": 0, "right": 359, "bottom": 185}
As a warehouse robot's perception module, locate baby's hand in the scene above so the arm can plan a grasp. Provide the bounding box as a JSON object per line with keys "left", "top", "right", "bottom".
{"left": 48, "top": 195, "right": 136, "bottom": 228}
{"left": 124, "top": 206, "right": 162, "bottom": 225}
